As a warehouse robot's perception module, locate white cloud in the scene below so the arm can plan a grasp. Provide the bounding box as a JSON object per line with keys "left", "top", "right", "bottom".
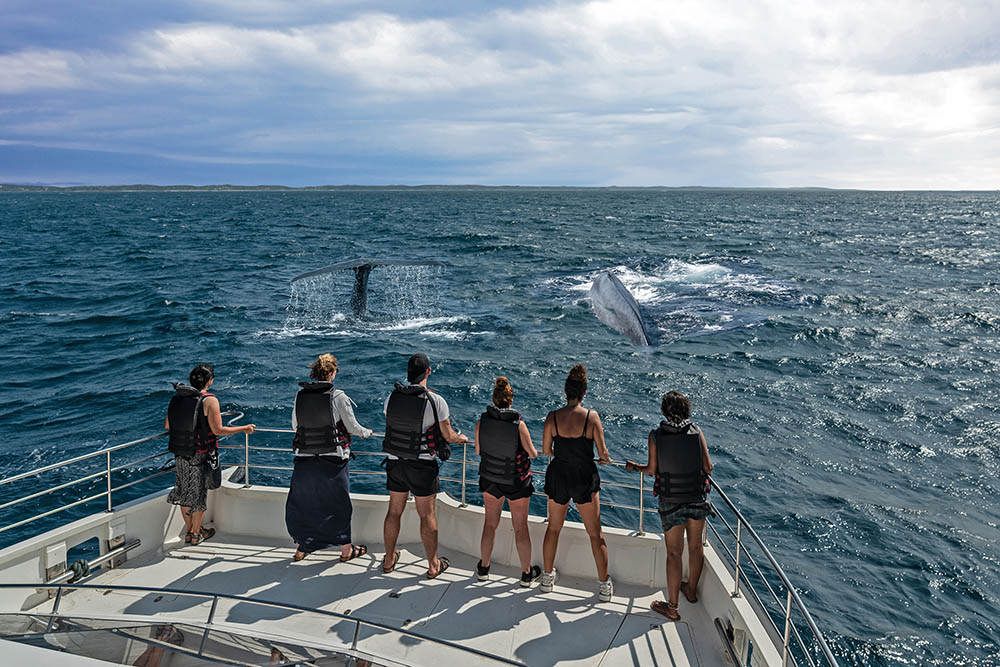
{"left": 2, "top": 0, "right": 1000, "bottom": 186}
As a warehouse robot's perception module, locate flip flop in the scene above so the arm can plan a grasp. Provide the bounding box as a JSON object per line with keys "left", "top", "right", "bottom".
{"left": 382, "top": 550, "right": 401, "bottom": 573}
{"left": 681, "top": 581, "right": 698, "bottom": 603}
{"left": 650, "top": 600, "right": 681, "bottom": 621}
{"left": 340, "top": 544, "right": 368, "bottom": 562}
{"left": 426, "top": 556, "right": 450, "bottom": 579}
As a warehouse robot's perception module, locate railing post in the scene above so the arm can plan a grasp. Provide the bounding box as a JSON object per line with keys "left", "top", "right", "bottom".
{"left": 782, "top": 588, "right": 793, "bottom": 666}
{"left": 243, "top": 432, "right": 251, "bottom": 488}
{"left": 351, "top": 619, "right": 361, "bottom": 650}
{"left": 106, "top": 450, "right": 113, "bottom": 513}
{"left": 731, "top": 519, "right": 743, "bottom": 597}
{"left": 199, "top": 595, "right": 219, "bottom": 655}
{"left": 46, "top": 587, "right": 64, "bottom": 632}
{"left": 637, "top": 470, "right": 644, "bottom": 535}
{"left": 460, "top": 442, "right": 467, "bottom": 507}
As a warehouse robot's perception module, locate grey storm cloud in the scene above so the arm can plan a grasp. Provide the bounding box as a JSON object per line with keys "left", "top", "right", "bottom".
{"left": 1, "top": 0, "right": 999, "bottom": 187}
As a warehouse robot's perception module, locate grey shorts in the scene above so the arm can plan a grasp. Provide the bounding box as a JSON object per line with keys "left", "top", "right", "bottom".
{"left": 658, "top": 500, "right": 713, "bottom": 532}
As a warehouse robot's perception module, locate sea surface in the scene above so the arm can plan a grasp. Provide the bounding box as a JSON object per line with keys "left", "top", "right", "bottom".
{"left": 0, "top": 189, "right": 998, "bottom": 665}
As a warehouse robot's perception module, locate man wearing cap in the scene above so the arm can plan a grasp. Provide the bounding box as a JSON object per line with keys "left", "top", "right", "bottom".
{"left": 381, "top": 353, "right": 468, "bottom": 578}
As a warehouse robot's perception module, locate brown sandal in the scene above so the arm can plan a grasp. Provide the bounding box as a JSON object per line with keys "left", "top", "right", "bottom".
{"left": 681, "top": 581, "right": 698, "bottom": 603}
{"left": 190, "top": 527, "right": 215, "bottom": 545}
{"left": 382, "top": 550, "right": 401, "bottom": 573}
{"left": 651, "top": 600, "right": 681, "bottom": 621}
{"left": 293, "top": 548, "right": 308, "bottom": 562}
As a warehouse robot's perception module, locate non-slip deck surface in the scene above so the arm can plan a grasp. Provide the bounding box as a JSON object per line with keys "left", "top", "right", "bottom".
{"left": 50, "top": 534, "right": 726, "bottom": 666}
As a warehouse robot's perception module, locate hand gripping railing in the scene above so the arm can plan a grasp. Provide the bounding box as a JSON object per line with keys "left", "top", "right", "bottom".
{"left": 0, "top": 582, "right": 526, "bottom": 666}
{"left": 0, "top": 420, "right": 838, "bottom": 667}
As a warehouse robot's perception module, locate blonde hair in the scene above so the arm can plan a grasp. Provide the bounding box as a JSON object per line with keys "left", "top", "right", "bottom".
{"left": 492, "top": 376, "right": 514, "bottom": 408}
{"left": 309, "top": 353, "right": 338, "bottom": 380}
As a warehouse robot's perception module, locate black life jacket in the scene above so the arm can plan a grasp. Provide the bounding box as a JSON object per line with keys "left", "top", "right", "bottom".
{"left": 653, "top": 422, "right": 707, "bottom": 503}
{"left": 383, "top": 383, "right": 441, "bottom": 460}
{"left": 167, "top": 383, "right": 216, "bottom": 457}
{"left": 478, "top": 406, "right": 530, "bottom": 485}
{"left": 292, "top": 381, "right": 351, "bottom": 456}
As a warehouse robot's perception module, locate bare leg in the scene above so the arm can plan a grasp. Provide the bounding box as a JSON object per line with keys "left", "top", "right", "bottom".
{"left": 684, "top": 519, "right": 706, "bottom": 599}
{"left": 664, "top": 525, "right": 686, "bottom": 607}
{"left": 180, "top": 507, "right": 193, "bottom": 534}
{"left": 413, "top": 494, "right": 440, "bottom": 575}
{"left": 577, "top": 493, "right": 609, "bottom": 581}
{"left": 382, "top": 491, "right": 408, "bottom": 565}
{"left": 508, "top": 497, "right": 533, "bottom": 573}
{"left": 190, "top": 510, "right": 205, "bottom": 536}
{"left": 543, "top": 500, "right": 569, "bottom": 573}
{"left": 480, "top": 493, "right": 504, "bottom": 567}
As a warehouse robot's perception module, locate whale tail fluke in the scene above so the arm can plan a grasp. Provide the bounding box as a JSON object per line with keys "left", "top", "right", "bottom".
{"left": 291, "top": 259, "right": 446, "bottom": 317}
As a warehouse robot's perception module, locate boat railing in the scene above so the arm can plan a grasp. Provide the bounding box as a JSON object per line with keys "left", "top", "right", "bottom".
{"left": 0, "top": 419, "right": 838, "bottom": 667}
{"left": 0, "top": 582, "right": 527, "bottom": 666}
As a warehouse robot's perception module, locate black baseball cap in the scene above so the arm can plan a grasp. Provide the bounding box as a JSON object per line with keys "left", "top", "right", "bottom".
{"left": 407, "top": 353, "right": 430, "bottom": 382}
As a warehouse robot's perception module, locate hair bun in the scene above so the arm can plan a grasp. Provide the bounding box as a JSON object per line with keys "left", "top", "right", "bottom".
{"left": 568, "top": 364, "right": 587, "bottom": 382}
{"left": 492, "top": 376, "right": 514, "bottom": 408}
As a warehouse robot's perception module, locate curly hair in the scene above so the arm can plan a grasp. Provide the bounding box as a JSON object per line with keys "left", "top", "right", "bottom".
{"left": 189, "top": 364, "right": 215, "bottom": 391}
{"left": 309, "top": 353, "right": 338, "bottom": 380}
{"left": 564, "top": 364, "right": 587, "bottom": 401}
{"left": 492, "top": 376, "right": 514, "bottom": 408}
{"left": 660, "top": 390, "right": 691, "bottom": 422}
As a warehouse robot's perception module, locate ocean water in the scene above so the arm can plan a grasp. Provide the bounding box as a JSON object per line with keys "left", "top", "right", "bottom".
{"left": 0, "top": 189, "right": 997, "bottom": 665}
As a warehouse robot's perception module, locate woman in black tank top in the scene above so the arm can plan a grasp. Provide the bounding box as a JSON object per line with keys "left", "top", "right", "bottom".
{"left": 539, "top": 365, "right": 614, "bottom": 601}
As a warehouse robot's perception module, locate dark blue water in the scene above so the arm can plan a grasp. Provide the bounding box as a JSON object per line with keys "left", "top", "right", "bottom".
{"left": 1, "top": 190, "right": 997, "bottom": 665}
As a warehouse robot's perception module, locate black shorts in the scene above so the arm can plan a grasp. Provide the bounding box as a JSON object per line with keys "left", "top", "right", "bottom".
{"left": 544, "top": 460, "right": 601, "bottom": 505}
{"left": 385, "top": 458, "right": 440, "bottom": 497}
{"left": 480, "top": 476, "right": 534, "bottom": 501}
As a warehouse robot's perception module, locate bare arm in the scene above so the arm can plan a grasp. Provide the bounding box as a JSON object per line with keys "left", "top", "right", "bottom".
{"left": 474, "top": 419, "right": 481, "bottom": 456}
{"left": 542, "top": 413, "right": 554, "bottom": 457}
{"left": 438, "top": 418, "right": 468, "bottom": 444}
{"left": 204, "top": 396, "right": 255, "bottom": 436}
{"left": 591, "top": 411, "right": 611, "bottom": 464}
{"left": 518, "top": 421, "right": 538, "bottom": 459}
{"left": 164, "top": 415, "right": 170, "bottom": 430}
{"left": 698, "top": 428, "right": 713, "bottom": 475}
{"left": 334, "top": 392, "right": 371, "bottom": 438}
{"left": 626, "top": 433, "right": 657, "bottom": 475}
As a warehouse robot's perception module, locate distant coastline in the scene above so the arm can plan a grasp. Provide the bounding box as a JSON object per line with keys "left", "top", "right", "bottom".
{"left": 0, "top": 183, "right": 847, "bottom": 193}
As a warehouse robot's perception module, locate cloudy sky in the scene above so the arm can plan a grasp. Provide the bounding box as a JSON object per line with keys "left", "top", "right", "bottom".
{"left": 2, "top": 1, "right": 998, "bottom": 188}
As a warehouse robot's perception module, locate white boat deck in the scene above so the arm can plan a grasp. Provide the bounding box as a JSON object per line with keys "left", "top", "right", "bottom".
{"left": 57, "top": 532, "right": 721, "bottom": 666}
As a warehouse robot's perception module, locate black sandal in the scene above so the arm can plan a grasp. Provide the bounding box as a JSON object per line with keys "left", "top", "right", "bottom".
{"left": 427, "top": 556, "right": 450, "bottom": 579}
{"left": 340, "top": 544, "right": 368, "bottom": 562}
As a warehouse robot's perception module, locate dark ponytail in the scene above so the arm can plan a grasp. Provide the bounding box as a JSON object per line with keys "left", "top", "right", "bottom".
{"left": 189, "top": 364, "right": 215, "bottom": 391}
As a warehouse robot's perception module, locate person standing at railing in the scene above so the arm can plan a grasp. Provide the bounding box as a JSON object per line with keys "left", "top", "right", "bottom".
{"left": 474, "top": 376, "right": 541, "bottom": 586}
{"left": 381, "top": 353, "right": 468, "bottom": 579}
{"left": 165, "top": 364, "right": 255, "bottom": 546}
{"left": 540, "top": 364, "right": 614, "bottom": 602}
{"left": 625, "top": 390, "right": 714, "bottom": 622}
{"left": 287, "top": 353, "right": 373, "bottom": 563}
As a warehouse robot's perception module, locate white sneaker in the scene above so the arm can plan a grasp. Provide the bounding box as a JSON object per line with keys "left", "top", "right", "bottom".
{"left": 599, "top": 576, "right": 614, "bottom": 602}
{"left": 540, "top": 569, "right": 557, "bottom": 593}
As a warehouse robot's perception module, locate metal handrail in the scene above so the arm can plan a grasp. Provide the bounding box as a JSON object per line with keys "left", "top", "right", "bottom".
{"left": 0, "top": 422, "right": 838, "bottom": 667}
{"left": 708, "top": 478, "right": 838, "bottom": 667}
{"left": 0, "top": 582, "right": 526, "bottom": 666}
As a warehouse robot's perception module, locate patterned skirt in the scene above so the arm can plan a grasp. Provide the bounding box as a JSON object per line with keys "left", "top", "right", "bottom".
{"left": 167, "top": 450, "right": 211, "bottom": 513}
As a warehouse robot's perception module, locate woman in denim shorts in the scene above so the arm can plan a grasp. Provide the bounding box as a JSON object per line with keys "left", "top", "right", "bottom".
{"left": 626, "top": 391, "right": 713, "bottom": 621}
